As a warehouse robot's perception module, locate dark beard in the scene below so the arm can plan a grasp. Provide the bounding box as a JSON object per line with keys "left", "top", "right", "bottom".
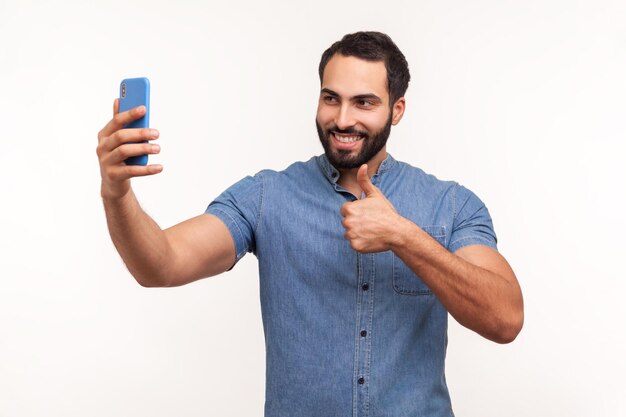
{"left": 316, "top": 113, "right": 392, "bottom": 169}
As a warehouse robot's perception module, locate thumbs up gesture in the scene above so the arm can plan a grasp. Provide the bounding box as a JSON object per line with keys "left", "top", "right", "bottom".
{"left": 340, "top": 164, "right": 403, "bottom": 253}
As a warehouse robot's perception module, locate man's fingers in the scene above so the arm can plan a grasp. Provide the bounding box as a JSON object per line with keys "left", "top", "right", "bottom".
{"left": 99, "top": 104, "right": 146, "bottom": 139}
{"left": 113, "top": 98, "right": 119, "bottom": 115}
{"left": 108, "top": 142, "right": 160, "bottom": 165}
{"left": 99, "top": 127, "right": 159, "bottom": 153}
{"left": 357, "top": 164, "right": 378, "bottom": 198}
{"left": 105, "top": 164, "right": 163, "bottom": 182}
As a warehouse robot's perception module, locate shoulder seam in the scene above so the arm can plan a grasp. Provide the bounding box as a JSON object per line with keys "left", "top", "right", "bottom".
{"left": 253, "top": 172, "right": 265, "bottom": 235}
{"left": 452, "top": 183, "right": 459, "bottom": 223}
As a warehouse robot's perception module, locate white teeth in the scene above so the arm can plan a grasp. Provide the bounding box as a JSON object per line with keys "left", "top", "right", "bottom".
{"left": 334, "top": 133, "right": 362, "bottom": 143}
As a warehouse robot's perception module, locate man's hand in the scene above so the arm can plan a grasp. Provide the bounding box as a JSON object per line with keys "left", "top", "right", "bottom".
{"left": 340, "top": 164, "right": 404, "bottom": 253}
{"left": 96, "top": 99, "right": 163, "bottom": 200}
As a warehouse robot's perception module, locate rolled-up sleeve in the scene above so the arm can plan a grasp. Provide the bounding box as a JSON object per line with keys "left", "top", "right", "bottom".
{"left": 448, "top": 185, "right": 498, "bottom": 253}
{"left": 205, "top": 173, "right": 263, "bottom": 266}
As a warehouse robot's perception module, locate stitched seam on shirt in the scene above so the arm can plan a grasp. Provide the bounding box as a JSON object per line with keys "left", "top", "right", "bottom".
{"left": 449, "top": 236, "right": 494, "bottom": 249}
{"left": 352, "top": 253, "right": 363, "bottom": 417}
{"left": 377, "top": 153, "right": 396, "bottom": 174}
{"left": 452, "top": 183, "right": 459, "bottom": 224}
{"left": 253, "top": 172, "right": 265, "bottom": 235}
{"left": 364, "top": 253, "right": 375, "bottom": 417}
{"left": 210, "top": 207, "right": 246, "bottom": 259}
{"left": 374, "top": 162, "right": 386, "bottom": 190}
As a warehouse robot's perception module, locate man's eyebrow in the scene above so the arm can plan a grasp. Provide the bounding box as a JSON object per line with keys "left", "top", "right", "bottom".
{"left": 352, "top": 93, "right": 382, "bottom": 103}
{"left": 320, "top": 88, "right": 382, "bottom": 103}
{"left": 320, "top": 88, "right": 339, "bottom": 96}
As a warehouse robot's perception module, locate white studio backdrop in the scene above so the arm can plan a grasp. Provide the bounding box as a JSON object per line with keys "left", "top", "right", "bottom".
{"left": 1, "top": 0, "right": 625, "bottom": 416}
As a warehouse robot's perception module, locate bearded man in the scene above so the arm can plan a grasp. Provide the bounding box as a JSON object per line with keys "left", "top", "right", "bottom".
{"left": 97, "top": 31, "right": 524, "bottom": 417}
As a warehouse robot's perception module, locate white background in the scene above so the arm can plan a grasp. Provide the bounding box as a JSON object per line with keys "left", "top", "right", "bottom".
{"left": 1, "top": 0, "right": 625, "bottom": 416}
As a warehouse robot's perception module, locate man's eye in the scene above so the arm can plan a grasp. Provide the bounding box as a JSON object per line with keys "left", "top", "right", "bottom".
{"left": 358, "top": 100, "right": 373, "bottom": 107}
{"left": 324, "top": 96, "right": 337, "bottom": 103}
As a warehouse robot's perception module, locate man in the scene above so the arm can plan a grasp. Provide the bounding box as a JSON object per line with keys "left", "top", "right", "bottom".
{"left": 97, "top": 32, "right": 523, "bottom": 417}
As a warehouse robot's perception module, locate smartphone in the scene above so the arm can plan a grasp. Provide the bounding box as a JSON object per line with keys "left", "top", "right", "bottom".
{"left": 119, "top": 77, "right": 150, "bottom": 166}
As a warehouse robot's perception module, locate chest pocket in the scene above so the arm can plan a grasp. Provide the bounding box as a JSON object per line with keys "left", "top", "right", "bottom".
{"left": 392, "top": 225, "right": 447, "bottom": 296}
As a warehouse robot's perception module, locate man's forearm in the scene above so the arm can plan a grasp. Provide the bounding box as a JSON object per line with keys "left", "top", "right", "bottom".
{"left": 389, "top": 217, "right": 523, "bottom": 343}
{"left": 102, "top": 188, "right": 172, "bottom": 287}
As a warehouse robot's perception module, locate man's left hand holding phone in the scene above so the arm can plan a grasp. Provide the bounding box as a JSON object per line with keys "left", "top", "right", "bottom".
{"left": 97, "top": 77, "right": 162, "bottom": 201}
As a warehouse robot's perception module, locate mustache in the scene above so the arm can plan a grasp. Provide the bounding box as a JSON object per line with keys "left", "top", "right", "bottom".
{"left": 327, "top": 125, "right": 369, "bottom": 137}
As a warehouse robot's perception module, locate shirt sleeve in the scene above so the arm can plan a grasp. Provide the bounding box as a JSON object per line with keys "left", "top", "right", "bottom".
{"left": 205, "top": 173, "right": 263, "bottom": 266}
{"left": 448, "top": 184, "right": 498, "bottom": 253}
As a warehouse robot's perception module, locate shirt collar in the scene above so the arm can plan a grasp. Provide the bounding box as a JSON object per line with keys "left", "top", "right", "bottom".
{"left": 316, "top": 153, "right": 398, "bottom": 184}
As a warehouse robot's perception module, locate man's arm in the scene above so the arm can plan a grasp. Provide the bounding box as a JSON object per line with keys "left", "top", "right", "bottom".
{"left": 390, "top": 224, "right": 523, "bottom": 343}
{"left": 98, "top": 99, "right": 235, "bottom": 287}
{"left": 103, "top": 190, "right": 235, "bottom": 287}
{"left": 340, "top": 165, "right": 524, "bottom": 343}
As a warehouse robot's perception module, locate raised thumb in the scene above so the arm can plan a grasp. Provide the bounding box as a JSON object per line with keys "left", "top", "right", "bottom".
{"left": 357, "top": 164, "right": 378, "bottom": 198}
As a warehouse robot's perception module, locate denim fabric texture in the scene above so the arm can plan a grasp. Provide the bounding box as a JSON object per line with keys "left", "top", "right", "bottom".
{"left": 205, "top": 153, "right": 497, "bottom": 417}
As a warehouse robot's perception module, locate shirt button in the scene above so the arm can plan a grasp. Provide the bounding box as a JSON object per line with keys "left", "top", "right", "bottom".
{"left": 362, "top": 283, "right": 369, "bottom": 291}
{"left": 358, "top": 377, "right": 365, "bottom": 384}
{"left": 360, "top": 330, "right": 367, "bottom": 337}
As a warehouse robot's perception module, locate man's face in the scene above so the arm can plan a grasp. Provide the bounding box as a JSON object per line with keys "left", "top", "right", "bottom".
{"left": 316, "top": 54, "right": 393, "bottom": 170}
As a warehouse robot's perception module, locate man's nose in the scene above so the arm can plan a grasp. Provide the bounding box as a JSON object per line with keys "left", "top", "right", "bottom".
{"left": 335, "top": 104, "right": 356, "bottom": 130}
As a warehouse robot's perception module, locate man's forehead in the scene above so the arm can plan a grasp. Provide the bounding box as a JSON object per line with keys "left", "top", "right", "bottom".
{"left": 321, "top": 54, "right": 388, "bottom": 99}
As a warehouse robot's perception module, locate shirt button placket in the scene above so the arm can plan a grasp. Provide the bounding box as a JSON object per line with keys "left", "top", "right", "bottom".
{"left": 354, "top": 253, "right": 374, "bottom": 416}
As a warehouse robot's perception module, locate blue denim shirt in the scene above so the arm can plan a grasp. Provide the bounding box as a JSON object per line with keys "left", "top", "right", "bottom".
{"left": 206, "top": 154, "right": 497, "bottom": 417}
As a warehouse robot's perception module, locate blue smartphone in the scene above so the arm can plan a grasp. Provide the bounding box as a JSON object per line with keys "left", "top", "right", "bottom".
{"left": 119, "top": 77, "right": 150, "bottom": 166}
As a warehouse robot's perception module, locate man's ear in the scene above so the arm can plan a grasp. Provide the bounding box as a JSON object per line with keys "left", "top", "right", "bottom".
{"left": 391, "top": 97, "right": 406, "bottom": 125}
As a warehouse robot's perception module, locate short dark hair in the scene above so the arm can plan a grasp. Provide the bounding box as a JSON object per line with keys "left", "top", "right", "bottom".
{"left": 318, "top": 31, "right": 410, "bottom": 105}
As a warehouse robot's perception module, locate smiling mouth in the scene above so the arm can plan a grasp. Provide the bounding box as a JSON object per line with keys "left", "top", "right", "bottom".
{"left": 332, "top": 132, "right": 364, "bottom": 143}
